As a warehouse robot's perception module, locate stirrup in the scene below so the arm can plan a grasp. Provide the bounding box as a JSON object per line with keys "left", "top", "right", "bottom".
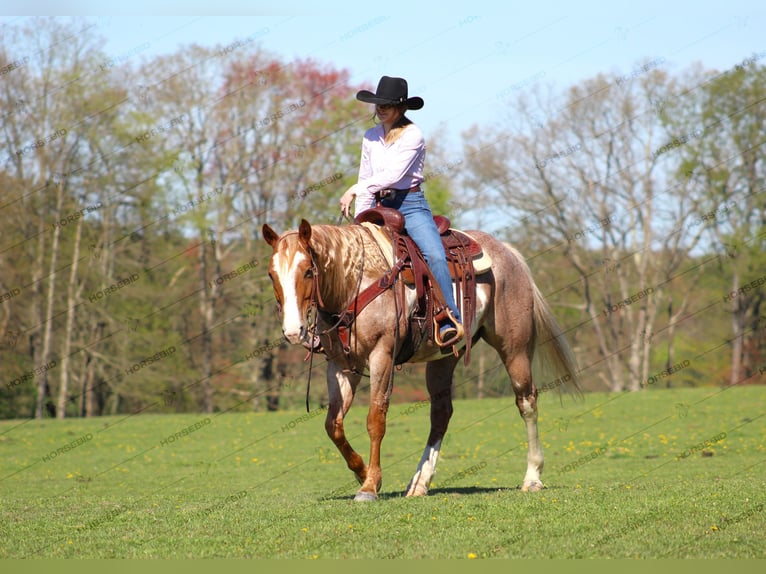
{"left": 433, "top": 312, "right": 464, "bottom": 348}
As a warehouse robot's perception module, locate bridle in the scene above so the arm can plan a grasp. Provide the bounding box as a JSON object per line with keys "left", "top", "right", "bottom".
{"left": 300, "top": 231, "right": 367, "bottom": 412}
{"left": 274, "top": 226, "right": 400, "bottom": 413}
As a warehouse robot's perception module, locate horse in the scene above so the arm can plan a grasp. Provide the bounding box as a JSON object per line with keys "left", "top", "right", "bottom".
{"left": 262, "top": 218, "right": 581, "bottom": 501}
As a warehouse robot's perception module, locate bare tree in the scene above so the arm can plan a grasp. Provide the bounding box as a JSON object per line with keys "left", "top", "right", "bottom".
{"left": 0, "top": 18, "right": 111, "bottom": 417}
{"left": 462, "top": 64, "right": 707, "bottom": 391}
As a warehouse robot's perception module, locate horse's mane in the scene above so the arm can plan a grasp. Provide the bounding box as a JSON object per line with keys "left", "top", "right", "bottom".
{"left": 306, "top": 223, "right": 391, "bottom": 308}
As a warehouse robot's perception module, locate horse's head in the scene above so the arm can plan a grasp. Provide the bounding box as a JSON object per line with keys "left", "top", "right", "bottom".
{"left": 262, "top": 219, "right": 316, "bottom": 345}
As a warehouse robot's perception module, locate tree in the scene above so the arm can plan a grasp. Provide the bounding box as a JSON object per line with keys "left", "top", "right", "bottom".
{"left": 462, "top": 62, "right": 708, "bottom": 391}
{"left": 669, "top": 60, "right": 766, "bottom": 385}
{"left": 0, "top": 17, "right": 116, "bottom": 417}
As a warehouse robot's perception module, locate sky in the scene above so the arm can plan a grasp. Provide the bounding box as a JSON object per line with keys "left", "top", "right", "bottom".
{"left": 2, "top": 0, "right": 765, "bottom": 150}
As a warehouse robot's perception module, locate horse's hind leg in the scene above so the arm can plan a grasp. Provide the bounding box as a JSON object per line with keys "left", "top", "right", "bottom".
{"left": 484, "top": 327, "right": 544, "bottom": 492}
{"left": 405, "top": 354, "right": 459, "bottom": 497}
{"left": 507, "top": 351, "right": 544, "bottom": 492}
{"left": 324, "top": 361, "right": 367, "bottom": 486}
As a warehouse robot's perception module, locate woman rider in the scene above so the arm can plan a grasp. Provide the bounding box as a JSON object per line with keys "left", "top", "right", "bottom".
{"left": 339, "top": 75, "right": 462, "bottom": 346}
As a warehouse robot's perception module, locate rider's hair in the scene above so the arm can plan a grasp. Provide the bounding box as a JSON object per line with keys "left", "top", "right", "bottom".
{"left": 373, "top": 103, "right": 412, "bottom": 145}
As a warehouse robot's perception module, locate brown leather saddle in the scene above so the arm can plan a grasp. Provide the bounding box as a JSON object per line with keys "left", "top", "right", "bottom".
{"left": 349, "top": 206, "right": 490, "bottom": 364}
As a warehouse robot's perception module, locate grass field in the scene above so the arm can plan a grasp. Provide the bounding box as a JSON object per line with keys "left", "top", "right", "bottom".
{"left": 1, "top": 385, "right": 764, "bottom": 559}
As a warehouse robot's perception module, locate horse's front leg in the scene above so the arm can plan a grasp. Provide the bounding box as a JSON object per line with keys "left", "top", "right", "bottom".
{"left": 324, "top": 360, "right": 366, "bottom": 485}
{"left": 354, "top": 348, "right": 394, "bottom": 501}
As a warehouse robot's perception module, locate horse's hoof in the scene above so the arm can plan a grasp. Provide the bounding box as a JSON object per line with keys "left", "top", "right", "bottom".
{"left": 354, "top": 491, "right": 377, "bottom": 502}
{"left": 405, "top": 489, "right": 428, "bottom": 497}
{"left": 405, "top": 481, "right": 429, "bottom": 497}
{"left": 521, "top": 480, "right": 544, "bottom": 492}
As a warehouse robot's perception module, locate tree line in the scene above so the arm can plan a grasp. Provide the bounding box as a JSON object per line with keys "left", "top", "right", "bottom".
{"left": 1, "top": 18, "right": 763, "bottom": 419}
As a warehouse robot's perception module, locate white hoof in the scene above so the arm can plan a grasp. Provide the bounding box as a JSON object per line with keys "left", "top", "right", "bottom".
{"left": 405, "top": 482, "right": 429, "bottom": 497}
{"left": 354, "top": 491, "right": 377, "bottom": 501}
{"left": 521, "top": 480, "right": 544, "bottom": 492}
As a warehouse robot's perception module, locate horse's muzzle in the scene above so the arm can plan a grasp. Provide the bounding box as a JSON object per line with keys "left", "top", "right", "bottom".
{"left": 282, "top": 325, "right": 307, "bottom": 345}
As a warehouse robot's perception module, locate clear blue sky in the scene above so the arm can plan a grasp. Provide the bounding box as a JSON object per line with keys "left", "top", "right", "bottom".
{"left": 2, "top": 1, "right": 764, "bottom": 148}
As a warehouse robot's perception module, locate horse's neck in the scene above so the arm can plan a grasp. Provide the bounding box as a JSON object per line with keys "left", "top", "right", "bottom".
{"left": 312, "top": 226, "right": 368, "bottom": 312}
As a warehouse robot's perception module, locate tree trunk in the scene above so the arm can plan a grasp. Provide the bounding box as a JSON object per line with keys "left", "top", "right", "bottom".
{"left": 665, "top": 299, "right": 675, "bottom": 388}
{"left": 56, "top": 210, "right": 83, "bottom": 418}
{"left": 36, "top": 186, "right": 63, "bottom": 419}
{"left": 80, "top": 321, "right": 103, "bottom": 417}
{"left": 579, "top": 263, "right": 623, "bottom": 391}
{"left": 664, "top": 290, "right": 692, "bottom": 388}
{"left": 729, "top": 270, "right": 744, "bottom": 386}
{"left": 197, "top": 233, "right": 219, "bottom": 413}
{"left": 262, "top": 352, "right": 280, "bottom": 411}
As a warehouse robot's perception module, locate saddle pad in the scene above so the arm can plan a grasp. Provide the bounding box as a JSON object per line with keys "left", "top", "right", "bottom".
{"left": 360, "top": 222, "right": 492, "bottom": 274}
{"left": 464, "top": 237, "right": 492, "bottom": 274}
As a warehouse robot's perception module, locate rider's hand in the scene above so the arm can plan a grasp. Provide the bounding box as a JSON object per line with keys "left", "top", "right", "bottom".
{"left": 340, "top": 184, "right": 359, "bottom": 219}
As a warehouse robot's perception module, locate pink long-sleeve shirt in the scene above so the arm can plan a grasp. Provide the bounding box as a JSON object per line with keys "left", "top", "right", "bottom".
{"left": 354, "top": 122, "right": 426, "bottom": 213}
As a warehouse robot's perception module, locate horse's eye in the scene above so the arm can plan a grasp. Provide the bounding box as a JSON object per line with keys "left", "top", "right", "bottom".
{"left": 304, "top": 268, "right": 314, "bottom": 279}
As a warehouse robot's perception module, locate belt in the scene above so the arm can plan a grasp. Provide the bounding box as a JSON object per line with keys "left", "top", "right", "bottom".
{"left": 379, "top": 185, "right": 421, "bottom": 199}
{"left": 395, "top": 185, "right": 422, "bottom": 193}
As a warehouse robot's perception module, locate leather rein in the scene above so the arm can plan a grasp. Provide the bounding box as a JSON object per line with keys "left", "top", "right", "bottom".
{"left": 302, "top": 230, "right": 374, "bottom": 411}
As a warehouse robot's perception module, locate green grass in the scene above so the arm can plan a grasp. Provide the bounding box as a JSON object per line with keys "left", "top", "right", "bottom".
{"left": 1, "top": 386, "right": 764, "bottom": 559}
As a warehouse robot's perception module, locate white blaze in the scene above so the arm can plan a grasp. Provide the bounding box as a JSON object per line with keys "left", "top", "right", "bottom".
{"left": 275, "top": 250, "right": 309, "bottom": 344}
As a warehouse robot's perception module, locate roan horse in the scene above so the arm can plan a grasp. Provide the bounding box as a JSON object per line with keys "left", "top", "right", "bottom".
{"left": 262, "top": 218, "right": 581, "bottom": 500}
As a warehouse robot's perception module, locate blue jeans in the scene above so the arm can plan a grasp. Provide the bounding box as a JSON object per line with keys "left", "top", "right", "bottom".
{"left": 376, "top": 191, "right": 461, "bottom": 322}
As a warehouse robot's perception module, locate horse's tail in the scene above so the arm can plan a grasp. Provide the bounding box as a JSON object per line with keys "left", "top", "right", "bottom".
{"left": 503, "top": 243, "right": 582, "bottom": 398}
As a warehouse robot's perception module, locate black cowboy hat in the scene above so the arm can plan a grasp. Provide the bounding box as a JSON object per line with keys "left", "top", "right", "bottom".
{"left": 356, "top": 75, "right": 424, "bottom": 110}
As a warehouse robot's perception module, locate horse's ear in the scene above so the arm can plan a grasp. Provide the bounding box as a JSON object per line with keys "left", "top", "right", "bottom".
{"left": 262, "top": 223, "right": 280, "bottom": 247}
{"left": 298, "top": 219, "right": 312, "bottom": 247}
